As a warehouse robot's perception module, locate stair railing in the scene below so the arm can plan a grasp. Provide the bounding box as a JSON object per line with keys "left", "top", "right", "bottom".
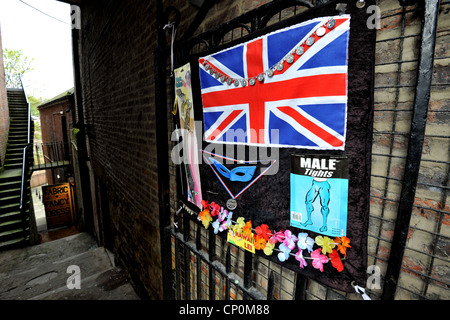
{"left": 18, "top": 74, "right": 33, "bottom": 229}
{"left": 33, "top": 142, "right": 70, "bottom": 168}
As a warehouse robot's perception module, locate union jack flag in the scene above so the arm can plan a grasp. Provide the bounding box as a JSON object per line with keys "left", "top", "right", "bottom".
{"left": 199, "top": 15, "right": 350, "bottom": 150}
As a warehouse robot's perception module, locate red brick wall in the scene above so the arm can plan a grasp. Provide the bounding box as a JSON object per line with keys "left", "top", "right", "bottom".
{"left": 38, "top": 96, "right": 74, "bottom": 184}
{"left": 0, "top": 26, "right": 9, "bottom": 168}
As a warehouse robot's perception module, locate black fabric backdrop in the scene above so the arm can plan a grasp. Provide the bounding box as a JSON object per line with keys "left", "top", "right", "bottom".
{"left": 178, "top": 0, "right": 376, "bottom": 293}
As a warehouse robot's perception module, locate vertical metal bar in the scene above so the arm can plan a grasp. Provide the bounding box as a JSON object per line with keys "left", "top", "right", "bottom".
{"left": 183, "top": 211, "right": 190, "bottom": 242}
{"left": 382, "top": 0, "right": 440, "bottom": 300}
{"left": 183, "top": 219, "right": 191, "bottom": 300}
{"left": 243, "top": 250, "right": 253, "bottom": 299}
{"left": 184, "top": 247, "right": 191, "bottom": 300}
{"left": 54, "top": 141, "right": 59, "bottom": 161}
{"left": 196, "top": 223, "right": 202, "bottom": 251}
{"left": 34, "top": 144, "right": 39, "bottom": 166}
{"left": 225, "top": 244, "right": 231, "bottom": 274}
{"left": 294, "top": 274, "right": 308, "bottom": 300}
{"left": 209, "top": 266, "right": 215, "bottom": 299}
{"left": 174, "top": 237, "right": 181, "bottom": 300}
{"left": 225, "top": 244, "right": 231, "bottom": 300}
{"left": 267, "top": 271, "right": 274, "bottom": 300}
{"left": 208, "top": 228, "right": 216, "bottom": 299}
{"left": 208, "top": 228, "right": 216, "bottom": 262}
{"left": 197, "top": 254, "right": 202, "bottom": 299}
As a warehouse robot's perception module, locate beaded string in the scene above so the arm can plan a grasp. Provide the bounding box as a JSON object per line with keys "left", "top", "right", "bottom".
{"left": 200, "top": 18, "right": 336, "bottom": 87}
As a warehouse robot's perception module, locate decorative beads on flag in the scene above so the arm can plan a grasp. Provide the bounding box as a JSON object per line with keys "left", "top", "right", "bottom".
{"left": 200, "top": 18, "right": 336, "bottom": 88}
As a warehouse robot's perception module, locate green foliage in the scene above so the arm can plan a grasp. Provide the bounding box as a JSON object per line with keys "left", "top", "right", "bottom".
{"left": 2, "top": 48, "right": 34, "bottom": 88}
{"left": 27, "top": 95, "right": 43, "bottom": 117}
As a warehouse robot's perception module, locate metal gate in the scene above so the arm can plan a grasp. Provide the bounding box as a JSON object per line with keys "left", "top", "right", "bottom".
{"left": 155, "top": 0, "right": 449, "bottom": 300}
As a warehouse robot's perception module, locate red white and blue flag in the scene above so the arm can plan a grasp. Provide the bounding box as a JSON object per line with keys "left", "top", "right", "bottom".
{"left": 199, "top": 15, "right": 350, "bottom": 150}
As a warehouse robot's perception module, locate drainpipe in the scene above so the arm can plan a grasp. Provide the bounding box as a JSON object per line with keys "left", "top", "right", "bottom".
{"left": 71, "top": 8, "right": 94, "bottom": 234}
{"left": 155, "top": 0, "right": 174, "bottom": 300}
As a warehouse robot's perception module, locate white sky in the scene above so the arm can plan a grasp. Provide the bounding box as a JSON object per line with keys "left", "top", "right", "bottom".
{"left": 0, "top": 0, "right": 74, "bottom": 99}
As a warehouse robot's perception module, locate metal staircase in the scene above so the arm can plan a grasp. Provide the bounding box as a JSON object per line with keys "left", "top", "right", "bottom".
{"left": 0, "top": 87, "right": 34, "bottom": 250}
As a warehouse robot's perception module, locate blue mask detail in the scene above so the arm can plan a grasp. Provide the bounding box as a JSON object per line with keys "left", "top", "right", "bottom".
{"left": 209, "top": 158, "right": 256, "bottom": 182}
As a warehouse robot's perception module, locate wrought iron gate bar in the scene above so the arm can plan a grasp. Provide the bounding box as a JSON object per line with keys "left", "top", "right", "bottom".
{"left": 173, "top": 0, "right": 328, "bottom": 60}
{"left": 169, "top": 227, "right": 268, "bottom": 300}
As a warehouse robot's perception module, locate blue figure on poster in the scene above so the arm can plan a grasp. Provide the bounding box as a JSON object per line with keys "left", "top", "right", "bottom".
{"left": 302, "top": 177, "right": 330, "bottom": 232}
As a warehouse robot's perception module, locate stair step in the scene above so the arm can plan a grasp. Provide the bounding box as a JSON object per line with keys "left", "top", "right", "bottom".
{"left": 5, "top": 151, "right": 24, "bottom": 158}
{"left": 0, "top": 228, "right": 26, "bottom": 237}
{"left": 9, "top": 124, "right": 28, "bottom": 129}
{"left": 0, "top": 219, "right": 24, "bottom": 233}
{"left": 9, "top": 126, "right": 28, "bottom": 131}
{"left": 6, "top": 148, "right": 27, "bottom": 154}
{"left": 0, "top": 168, "right": 22, "bottom": 180}
{"left": 7, "top": 141, "right": 28, "bottom": 146}
{"left": 8, "top": 113, "right": 27, "bottom": 116}
{"left": 0, "top": 211, "right": 22, "bottom": 222}
{"left": 0, "top": 202, "right": 20, "bottom": 213}
{"left": 8, "top": 131, "right": 27, "bottom": 135}
{"left": 5, "top": 157, "right": 24, "bottom": 163}
{"left": 7, "top": 100, "right": 26, "bottom": 104}
{"left": 0, "top": 177, "right": 22, "bottom": 187}
{"left": 0, "top": 188, "right": 21, "bottom": 199}
{"left": 0, "top": 194, "right": 21, "bottom": 205}
{"left": 0, "top": 210, "right": 30, "bottom": 226}
{"left": 0, "top": 237, "right": 27, "bottom": 250}
{"left": 8, "top": 136, "right": 27, "bottom": 142}
{"left": 8, "top": 129, "right": 28, "bottom": 133}
{"left": 0, "top": 179, "right": 22, "bottom": 192}
{"left": 0, "top": 202, "right": 30, "bottom": 216}
{"left": 4, "top": 164, "right": 23, "bottom": 170}
{"left": 7, "top": 142, "right": 28, "bottom": 148}
{"left": 0, "top": 227, "right": 30, "bottom": 244}
{"left": 5, "top": 156, "right": 24, "bottom": 163}
{"left": 0, "top": 196, "right": 29, "bottom": 209}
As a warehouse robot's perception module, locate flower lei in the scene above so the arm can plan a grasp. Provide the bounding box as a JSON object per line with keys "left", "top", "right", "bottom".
{"left": 198, "top": 200, "right": 351, "bottom": 273}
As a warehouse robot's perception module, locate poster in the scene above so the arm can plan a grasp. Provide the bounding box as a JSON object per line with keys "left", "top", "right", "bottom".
{"left": 42, "top": 183, "right": 73, "bottom": 229}
{"left": 290, "top": 154, "right": 348, "bottom": 237}
{"left": 174, "top": 63, "right": 203, "bottom": 209}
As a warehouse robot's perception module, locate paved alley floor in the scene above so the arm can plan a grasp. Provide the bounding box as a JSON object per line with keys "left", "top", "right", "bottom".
{"left": 0, "top": 232, "right": 140, "bottom": 300}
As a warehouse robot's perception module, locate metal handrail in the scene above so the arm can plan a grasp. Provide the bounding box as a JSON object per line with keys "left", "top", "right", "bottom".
{"left": 18, "top": 74, "right": 32, "bottom": 214}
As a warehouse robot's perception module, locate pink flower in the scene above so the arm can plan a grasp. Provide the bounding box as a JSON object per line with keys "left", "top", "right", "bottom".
{"left": 311, "top": 249, "right": 329, "bottom": 272}
{"left": 295, "top": 250, "right": 307, "bottom": 269}
{"left": 269, "top": 230, "right": 285, "bottom": 244}
{"left": 283, "top": 230, "right": 298, "bottom": 250}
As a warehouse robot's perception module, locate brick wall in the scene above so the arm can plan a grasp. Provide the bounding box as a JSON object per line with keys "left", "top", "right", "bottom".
{"left": 78, "top": 0, "right": 162, "bottom": 299}
{"left": 0, "top": 25, "right": 9, "bottom": 168}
